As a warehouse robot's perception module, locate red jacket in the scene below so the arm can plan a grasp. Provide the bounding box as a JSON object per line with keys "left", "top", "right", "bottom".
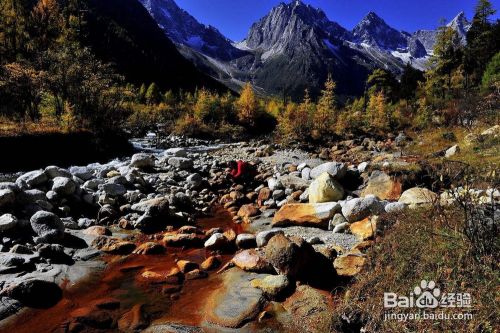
{"left": 230, "top": 161, "right": 253, "bottom": 179}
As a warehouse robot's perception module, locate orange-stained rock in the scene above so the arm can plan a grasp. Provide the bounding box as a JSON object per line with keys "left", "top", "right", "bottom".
{"left": 133, "top": 242, "right": 165, "bottom": 255}
{"left": 282, "top": 285, "right": 335, "bottom": 333}
{"left": 165, "top": 267, "right": 184, "bottom": 284}
{"left": 361, "top": 171, "right": 402, "bottom": 200}
{"left": 257, "top": 188, "right": 272, "bottom": 206}
{"left": 349, "top": 217, "right": 377, "bottom": 240}
{"left": 219, "top": 194, "right": 232, "bottom": 204}
{"left": 352, "top": 240, "right": 374, "bottom": 253}
{"left": 185, "top": 269, "right": 208, "bottom": 280}
{"left": 333, "top": 253, "right": 367, "bottom": 277}
{"left": 176, "top": 260, "right": 199, "bottom": 273}
{"left": 201, "top": 255, "right": 222, "bottom": 271}
{"left": 272, "top": 203, "right": 340, "bottom": 229}
{"left": 91, "top": 236, "right": 136, "bottom": 255}
{"left": 138, "top": 271, "right": 166, "bottom": 284}
{"left": 246, "top": 192, "right": 258, "bottom": 201}
{"left": 162, "top": 232, "right": 205, "bottom": 248}
{"left": 238, "top": 204, "right": 260, "bottom": 218}
{"left": 223, "top": 229, "right": 237, "bottom": 243}
{"left": 204, "top": 268, "right": 267, "bottom": 328}
{"left": 118, "top": 304, "right": 149, "bottom": 332}
{"left": 231, "top": 249, "right": 273, "bottom": 273}
{"left": 83, "top": 226, "right": 111, "bottom": 236}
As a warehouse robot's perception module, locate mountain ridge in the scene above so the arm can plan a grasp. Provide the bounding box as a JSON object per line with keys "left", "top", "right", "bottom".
{"left": 84, "top": 0, "right": 229, "bottom": 93}
{"left": 139, "top": 0, "right": 471, "bottom": 98}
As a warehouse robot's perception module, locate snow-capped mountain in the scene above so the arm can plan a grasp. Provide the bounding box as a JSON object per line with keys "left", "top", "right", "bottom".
{"left": 447, "top": 11, "right": 471, "bottom": 44}
{"left": 140, "top": 0, "right": 471, "bottom": 98}
{"left": 352, "top": 12, "right": 408, "bottom": 50}
{"left": 139, "top": 0, "right": 245, "bottom": 61}
{"left": 244, "top": 0, "right": 352, "bottom": 52}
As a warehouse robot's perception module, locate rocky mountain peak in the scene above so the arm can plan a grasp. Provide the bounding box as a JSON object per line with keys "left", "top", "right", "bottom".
{"left": 447, "top": 11, "right": 471, "bottom": 44}
{"left": 243, "top": 0, "right": 350, "bottom": 51}
{"left": 353, "top": 11, "right": 408, "bottom": 50}
{"left": 139, "top": 0, "right": 245, "bottom": 61}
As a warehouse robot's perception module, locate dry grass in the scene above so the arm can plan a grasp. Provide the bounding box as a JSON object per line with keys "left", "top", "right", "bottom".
{"left": 407, "top": 126, "right": 500, "bottom": 179}
{"left": 0, "top": 117, "right": 82, "bottom": 136}
{"left": 331, "top": 207, "right": 499, "bottom": 333}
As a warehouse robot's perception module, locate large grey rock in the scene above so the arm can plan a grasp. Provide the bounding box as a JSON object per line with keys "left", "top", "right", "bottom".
{"left": 165, "top": 148, "right": 187, "bottom": 157}
{"left": 385, "top": 202, "right": 407, "bottom": 213}
{"left": 399, "top": 187, "right": 438, "bottom": 208}
{"left": 481, "top": 125, "right": 500, "bottom": 137}
{"left": 267, "top": 178, "right": 283, "bottom": 191}
{"left": 204, "top": 233, "right": 229, "bottom": 250}
{"left": 278, "top": 175, "right": 310, "bottom": 190}
{"left": 342, "top": 196, "right": 385, "bottom": 223}
{"left": 170, "top": 192, "right": 192, "bottom": 209}
{"left": 18, "top": 189, "right": 46, "bottom": 204}
{"left": 168, "top": 157, "right": 193, "bottom": 170}
{"left": 0, "top": 214, "right": 18, "bottom": 232}
{"left": 78, "top": 218, "right": 95, "bottom": 229}
{"left": 250, "top": 274, "right": 290, "bottom": 299}
{"left": 29, "top": 211, "right": 65, "bottom": 244}
{"left": 16, "top": 170, "right": 48, "bottom": 188}
{"left": 1, "top": 279, "right": 62, "bottom": 308}
{"left": 0, "top": 182, "right": 19, "bottom": 191}
{"left": 0, "top": 189, "right": 15, "bottom": 208}
{"left": 186, "top": 173, "right": 203, "bottom": 187}
{"left": 0, "top": 297, "right": 21, "bottom": 321}
{"left": 0, "top": 253, "right": 29, "bottom": 270}
{"left": 329, "top": 213, "right": 347, "bottom": 230}
{"left": 131, "top": 197, "right": 170, "bottom": 215}
{"left": 45, "top": 166, "right": 72, "bottom": 179}
{"left": 256, "top": 229, "right": 284, "bottom": 247}
{"left": 301, "top": 167, "right": 312, "bottom": 180}
{"left": 70, "top": 166, "right": 93, "bottom": 181}
{"left": 83, "top": 179, "right": 104, "bottom": 191}
{"left": 52, "top": 177, "right": 76, "bottom": 195}
{"left": 332, "top": 222, "right": 349, "bottom": 233}
{"left": 102, "top": 183, "right": 127, "bottom": 197}
{"left": 236, "top": 234, "right": 257, "bottom": 249}
{"left": 204, "top": 268, "right": 267, "bottom": 328}
{"left": 130, "top": 153, "right": 155, "bottom": 169}
{"left": 310, "top": 162, "right": 347, "bottom": 180}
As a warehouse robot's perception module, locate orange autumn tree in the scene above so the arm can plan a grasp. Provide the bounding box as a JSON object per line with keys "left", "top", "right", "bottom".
{"left": 236, "top": 83, "right": 259, "bottom": 127}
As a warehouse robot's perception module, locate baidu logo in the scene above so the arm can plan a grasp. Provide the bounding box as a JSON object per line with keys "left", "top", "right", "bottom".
{"left": 384, "top": 280, "right": 472, "bottom": 309}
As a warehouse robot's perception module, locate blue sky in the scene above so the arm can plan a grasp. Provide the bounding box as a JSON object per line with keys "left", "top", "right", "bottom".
{"left": 175, "top": 0, "right": 500, "bottom": 41}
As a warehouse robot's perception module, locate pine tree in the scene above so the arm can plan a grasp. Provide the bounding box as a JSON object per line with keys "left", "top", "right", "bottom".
{"left": 399, "top": 63, "right": 424, "bottom": 100}
{"left": 193, "top": 89, "right": 220, "bottom": 123}
{"left": 29, "top": 0, "right": 63, "bottom": 53}
{"left": 464, "top": 0, "right": 498, "bottom": 85}
{"left": 367, "top": 91, "right": 390, "bottom": 131}
{"left": 145, "top": 82, "right": 162, "bottom": 105}
{"left": 426, "top": 26, "right": 463, "bottom": 99}
{"left": 482, "top": 51, "right": 500, "bottom": 92}
{"left": 313, "top": 74, "right": 336, "bottom": 138}
{"left": 0, "top": 0, "right": 31, "bottom": 62}
{"left": 164, "top": 90, "right": 175, "bottom": 105}
{"left": 137, "top": 83, "right": 147, "bottom": 103}
{"left": 366, "top": 69, "right": 398, "bottom": 101}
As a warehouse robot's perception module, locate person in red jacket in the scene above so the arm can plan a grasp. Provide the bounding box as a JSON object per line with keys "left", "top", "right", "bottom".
{"left": 227, "top": 160, "right": 257, "bottom": 184}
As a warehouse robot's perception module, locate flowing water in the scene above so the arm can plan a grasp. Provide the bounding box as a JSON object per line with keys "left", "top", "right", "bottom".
{"left": 1, "top": 209, "right": 240, "bottom": 332}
